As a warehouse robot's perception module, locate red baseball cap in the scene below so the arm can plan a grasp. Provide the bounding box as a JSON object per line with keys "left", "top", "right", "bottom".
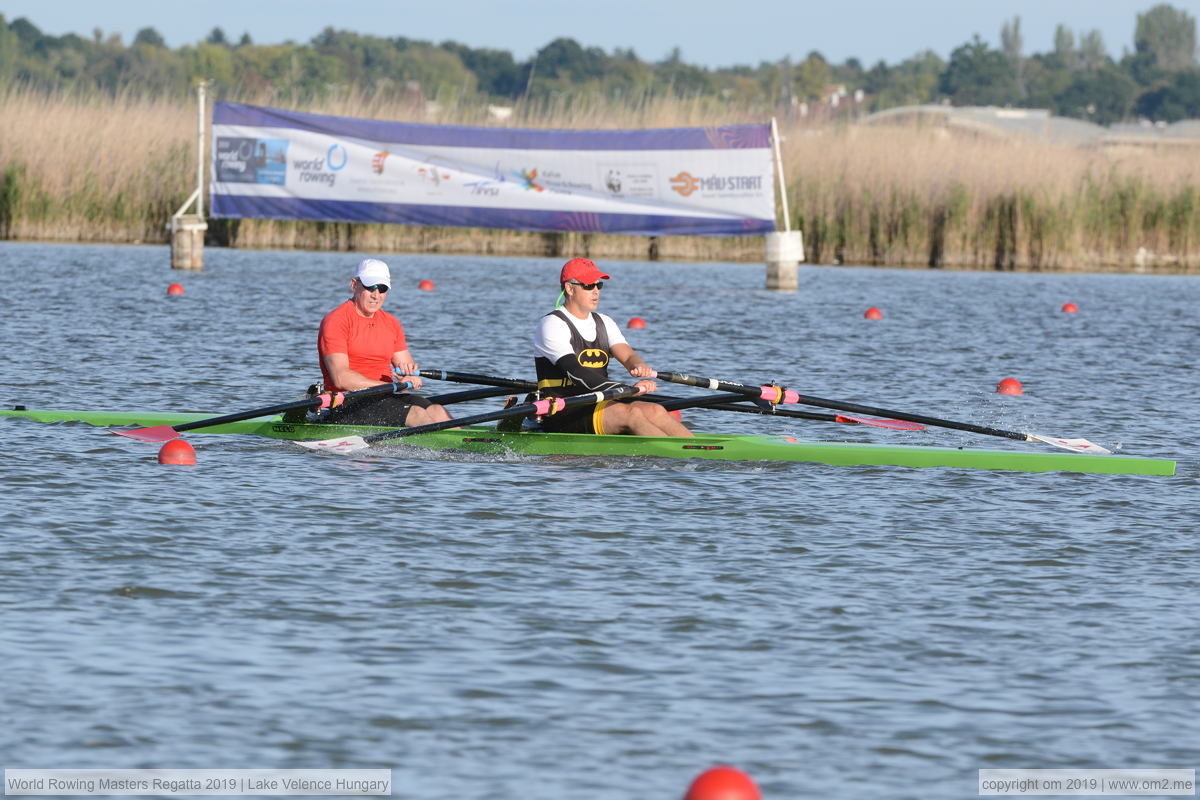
{"left": 559, "top": 257, "right": 611, "bottom": 285}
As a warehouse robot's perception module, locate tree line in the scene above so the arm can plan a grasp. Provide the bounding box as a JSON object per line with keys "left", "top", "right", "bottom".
{"left": 0, "top": 3, "right": 1196, "bottom": 124}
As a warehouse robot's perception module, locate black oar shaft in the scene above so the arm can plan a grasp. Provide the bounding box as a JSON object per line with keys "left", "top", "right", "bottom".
{"left": 657, "top": 393, "right": 841, "bottom": 423}
{"left": 791, "top": 393, "right": 1027, "bottom": 441}
{"left": 428, "top": 386, "right": 519, "bottom": 405}
{"left": 173, "top": 382, "right": 404, "bottom": 433}
{"left": 418, "top": 369, "right": 535, "bottom": 391}
{"left": 419, "top": 370, "right": 864, "bottom": 426}
{"left": 656, "top": 371, "right": 1027, "bottom": 442}
{"left": 363, "top": 385, "right": 638, "bottom": 444}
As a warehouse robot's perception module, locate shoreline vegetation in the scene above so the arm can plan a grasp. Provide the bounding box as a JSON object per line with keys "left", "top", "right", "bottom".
{"left": 1, "top": 87, "right": 1198, "bottom": 273}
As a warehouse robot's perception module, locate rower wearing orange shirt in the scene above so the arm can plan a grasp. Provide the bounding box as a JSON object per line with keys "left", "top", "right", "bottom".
{"left": 315, "top": 258, "right": 450, "bottom": 427}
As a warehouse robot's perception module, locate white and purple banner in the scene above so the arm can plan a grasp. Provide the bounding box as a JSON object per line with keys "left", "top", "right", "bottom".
{"left": 209, "top": 102, "right": 776, "bottom": 236}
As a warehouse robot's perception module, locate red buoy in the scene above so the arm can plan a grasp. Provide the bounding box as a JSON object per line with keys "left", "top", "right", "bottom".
{"left": 167, "top": 283, "right": 185, "bottom": 296}
{"left": 627, "top": 317, "right": 647, "bottom": 329}
{"left": 683, "top": 766, "right": 761, "bottom": 800}
{"left": 669, "top": 409, "right": 682, "bottom": 422}
{"left": 418, "top": 279, "right": 435, "bottom": 291}
{"left": 157, "top": 438, "right": 196, "bottom": 465}
{"left": 1061, "top": 302, "right": 1078, "bottom": 313}
{"left": 864, "top": 306, "right": 883, "bottom": 320}
{"left": 997, "top": 377, "right": 1024, "bottom": 396}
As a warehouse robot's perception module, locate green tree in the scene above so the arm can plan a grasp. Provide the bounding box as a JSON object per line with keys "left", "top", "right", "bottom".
{"left": 1079, "top": 30, "right": 1107, "bottom": 71}
{"left": 793, "top": 50, "right": 832, "bottom": 101}
{"left": 1056, "top": 65, "right": 1138, "bottom": 123}
{"left": 0, "top": 14, "right": 17, "bottom": 81}
{"left": 939, "top": 36, "right": 1019, "bottom": 105}
{"left": 1135, "top": 4, "right": 1196, "bottom": 71}
{"left": 1134, "top": 66, "right": 1200, "bottom": 120}
{"left": 441, "top": 41, "right": 522, "bottom": 98}
{"left": 133, "top": 27, "right": 165, "bottom": 48}
{"left": 1053, "top": 24, "right": 1076, "bottom": 69}
{"left": 864, "top": 50, "right": 943, "bottom": 109}
{"left": 1001, "top": 16, "right": 1025, "bottom": 96}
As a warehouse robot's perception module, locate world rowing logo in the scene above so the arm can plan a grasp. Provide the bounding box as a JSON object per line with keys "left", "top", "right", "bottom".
{"left": 669, "top": 171, "right": 699, "bottom": 196}
{"left": 326, "top": 143, "right": 348, "bottom": 171}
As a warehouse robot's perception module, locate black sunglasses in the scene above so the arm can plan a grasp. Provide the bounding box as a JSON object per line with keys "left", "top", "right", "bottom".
{"left": 358, "top": 281, "right": 389, "bottom": 293}
{"left": 570, "top": 281, "right": 604, "bottom": 291}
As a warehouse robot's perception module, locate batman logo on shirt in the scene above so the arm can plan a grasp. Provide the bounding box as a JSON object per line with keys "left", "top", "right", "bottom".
{"left": 577, "top": 349, "right": 609, "bottom": 368}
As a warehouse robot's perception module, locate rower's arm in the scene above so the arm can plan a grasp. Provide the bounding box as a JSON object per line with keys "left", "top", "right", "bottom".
{"left": 611, "top": 343, "right": 656, "bottom": 394}
{"left": 322, "top": 353, "right": 383, "bottom": 391}
{"left": 612, "top": 343, "right": 653, "bottom": 377}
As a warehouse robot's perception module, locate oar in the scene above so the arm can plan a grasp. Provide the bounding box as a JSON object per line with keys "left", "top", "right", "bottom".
{"left": 656, "top": 393, "right": 925, "bottom": 430}
{"left": 112, "top": 381, "right": 413, "bottom": 443}
{"left": 418, "top": 369, "right": 535, "bottom": 391}
{"left": 296, "top": 385, "right": 639, "bottom": 455}
{"left": 427, "top": 386, "right": 524, "bottom": 405}
{"left": 417, "top": 369, "right": 922, "bottom": 430}
{"left": 653, "top": 371, "right": 1111, "bottom": 454}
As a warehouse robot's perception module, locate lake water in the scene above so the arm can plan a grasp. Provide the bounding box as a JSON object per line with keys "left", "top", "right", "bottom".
{"left": 1, "top": 242, "right": 1196, "bottom": 800}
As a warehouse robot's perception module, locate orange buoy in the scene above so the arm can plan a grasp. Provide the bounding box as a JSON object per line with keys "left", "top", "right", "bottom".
{"left": 1061, "top": 302, "right": 1078, "bottom": 313}
{"left": 864, "top": 306, "right": 883, "bottom": 320}
{"left": 627, "top": 317, "right": 647, "bottom": 329}
{"left": 167, "top": 283, "right": 185, "bottom": 296}
{"left": 418, "top": 279, "right": 435, "bottom": 291}
{"left": 157, "top": 438, "right": 196, "bottom": 465}
{"left": 683, "top": 766, "right": 761, "bottom": 800}
{"left": 997, "top": 377, "right": 1024, "bottom": 396}
{"left": 668, "top": 409, "right": 682, "bottom": 422}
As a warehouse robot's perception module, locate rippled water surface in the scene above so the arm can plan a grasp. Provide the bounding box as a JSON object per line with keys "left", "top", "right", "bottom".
{"left": 1, "top": 243, "right": 1197, "bottom": 799}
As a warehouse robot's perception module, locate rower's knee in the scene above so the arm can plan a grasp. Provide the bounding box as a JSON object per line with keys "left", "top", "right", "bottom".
{"left": 406, "top": 404, "right": 451, "bottom": 426}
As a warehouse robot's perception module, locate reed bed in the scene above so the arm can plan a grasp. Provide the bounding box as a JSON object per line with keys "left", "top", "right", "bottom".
{"left": 785, "top": 125, "right": 1200, "bottom": 271}
{"left": 1, "top": 86, "right": 1197, "bottom": 272}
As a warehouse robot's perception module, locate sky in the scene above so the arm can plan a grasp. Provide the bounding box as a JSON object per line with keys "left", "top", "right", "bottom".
{"left": 0, "top": 0, "right": 1171, "bottom": 68}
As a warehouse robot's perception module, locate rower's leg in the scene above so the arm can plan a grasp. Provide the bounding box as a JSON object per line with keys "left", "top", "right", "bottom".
{"left": 405, "top": 403, "right": 451, "bottom": 426}
{"left": 602, "top": 401, "right": 693, "bottom": 437}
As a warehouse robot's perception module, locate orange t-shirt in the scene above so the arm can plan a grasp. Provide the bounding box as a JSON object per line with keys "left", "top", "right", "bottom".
{"left": 317, "top": 300, "right": 409, "bottom": 390}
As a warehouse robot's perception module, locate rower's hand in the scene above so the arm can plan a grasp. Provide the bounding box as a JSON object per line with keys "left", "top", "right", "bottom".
{"left": 633, "top": 379, "right": 657, "bottom": 395}
{"left": 394, "top": 362, "right": 422, "bottom": 390}
{"left": 628, "top": 363, "right": 655, "bottom": 379}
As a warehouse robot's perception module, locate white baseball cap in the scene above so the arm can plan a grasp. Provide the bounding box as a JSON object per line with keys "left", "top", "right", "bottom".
{"left": 355, "top": 258, "right": 391, "bottom": 288}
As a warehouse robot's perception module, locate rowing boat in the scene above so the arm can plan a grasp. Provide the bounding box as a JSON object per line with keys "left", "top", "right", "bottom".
{"left": 1, "top": 408, "right": 1176, "bottom": 476}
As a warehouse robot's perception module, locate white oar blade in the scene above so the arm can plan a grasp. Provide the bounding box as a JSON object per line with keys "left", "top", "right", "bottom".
{"left": 295, "top": 436, "right": 370, "bottom": 455}
{"left": 1027, "top": 434, "right": 1112, "bottom": 455}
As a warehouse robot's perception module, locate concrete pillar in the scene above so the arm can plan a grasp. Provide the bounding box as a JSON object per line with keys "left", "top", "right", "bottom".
{"left": 170, "top": 215, "right": 208, "bottom": 270}
{"left": 765, "top": 230, "right": 804, "bottom": 291}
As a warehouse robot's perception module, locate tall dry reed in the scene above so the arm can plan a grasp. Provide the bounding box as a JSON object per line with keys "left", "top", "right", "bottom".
{"left": 1, "top": 86, "right": 1197, "bottom": 271}
{"left": 783, "top": 124, "right": 1200, "bottom": 271}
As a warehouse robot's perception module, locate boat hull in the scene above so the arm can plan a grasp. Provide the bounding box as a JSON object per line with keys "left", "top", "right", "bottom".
{"left": 0, "top": 408, "right": 1176, "bottom": 476}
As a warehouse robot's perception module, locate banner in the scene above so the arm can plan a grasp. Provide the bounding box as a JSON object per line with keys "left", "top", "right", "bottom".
{"left": 209, "top": 102, "right": 776, "bottom": 236}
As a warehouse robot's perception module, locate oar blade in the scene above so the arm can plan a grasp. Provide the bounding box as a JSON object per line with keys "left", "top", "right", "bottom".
{"left": 1027, "top": 434, "right": 1112, "bottom": 455}
{"left": 834, "top": 414, "right": 925, "bottom": 431}
{"left": 111, "top": 425, "right": 181, "bottom": 443}
{"left": 295, "top": 436, "right": 370, "bottom": 455}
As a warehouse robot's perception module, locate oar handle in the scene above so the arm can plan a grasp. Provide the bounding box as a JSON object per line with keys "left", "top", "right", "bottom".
{"left": 654, "top": 372, "right": 801, "bottom": 404}
{"left": 363, "top": 385, "right": 638, "bottom": 444}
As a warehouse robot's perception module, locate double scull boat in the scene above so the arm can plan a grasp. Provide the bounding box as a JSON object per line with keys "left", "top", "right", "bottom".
{"left": 0, "top": 407, "right": 1177, "bottom": 476}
